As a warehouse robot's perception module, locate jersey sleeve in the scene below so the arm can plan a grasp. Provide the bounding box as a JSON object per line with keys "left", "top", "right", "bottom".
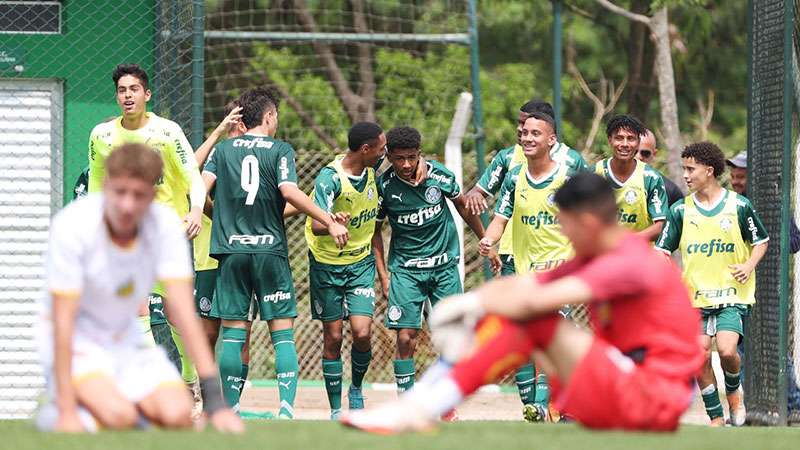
{"left": 87, "top": 129, "right": 105, "bottom": 193}
{"left": 312, "top": 168, "right": 342, "bottom": 213}
{"left": 476, "top": 149, "right": 509, "bottom": 195}
{"left": 494, "top": 168, "right": 519, "bottom": 219}
{"left": 202, "top": 146, "right": 219, "bottom": 176}
{"left": 155, "top": 208, "right": 194, "bottom": 281}
{"left": 645, "top": 169, "right": 669, "bottom": 221}
{"left": 570, "top": 149, "right": 590, "bottom": 172}
{"left": 277, "top": 144, "right": 298, "bottom": 187}
{"left": 433, "top": 163, "right": 461, "bottom": 199}
{"left": 376, "top": 176, "right": 387, "bottom": 221}
{"left": 736, "top": 196, "right": 769, "bottom": 245}
{"left": 655, "top": 201, "right": 684, "bottom": 254}
{"left": 46, "top": 214, "right": 84, "bottom": 297}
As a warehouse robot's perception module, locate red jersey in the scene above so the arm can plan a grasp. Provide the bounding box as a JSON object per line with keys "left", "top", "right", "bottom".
{"left": 539, "top": 233, "right": 703, "bottom": 379}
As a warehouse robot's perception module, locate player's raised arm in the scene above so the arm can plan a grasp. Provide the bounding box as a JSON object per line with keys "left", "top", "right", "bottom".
{"left": 194, "top": 105, "right": 243, "bottom": 167}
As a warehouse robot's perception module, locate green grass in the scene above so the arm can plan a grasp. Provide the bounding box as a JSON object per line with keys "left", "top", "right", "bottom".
{"left": 4, "top": 420, "right": 800, "bottom": 450}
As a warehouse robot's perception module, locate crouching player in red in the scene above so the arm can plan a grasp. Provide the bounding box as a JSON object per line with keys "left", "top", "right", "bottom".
{"left": 342, "top": 172, "right": 703, "bottom": 432}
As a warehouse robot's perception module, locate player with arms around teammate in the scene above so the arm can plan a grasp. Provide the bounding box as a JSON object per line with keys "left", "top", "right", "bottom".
{"left": 594, "top": 115, "right": 668, "bottom": 241}
{"left": 202, "top": 87, "right": 348, "bottom": 417}
{"left": 344, "top": 173, "right": 703, "bottom": 433}
{"left": 656, "top": 142, "right": 768, "bottom": 427}
{"left": 373, "top": 126, "right": 500, "bottom": 398}
{"left": 87, "top": 64, "right": 207, "bottom": 382}
{"left": 477, "top": 112, "right": 580, "bottom": 421}
{"left": 37, "top": 143, "right": 242, "bottom": 433}
{"left": 305, "top": 122, "right": 386, "bottom": 420}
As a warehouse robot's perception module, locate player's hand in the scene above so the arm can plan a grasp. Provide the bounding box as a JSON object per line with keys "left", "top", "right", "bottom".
{"left": 412, "top": 156, "right": 429, "bottom": 186}
{"left": 429, "top": 293, "right": 485, "bottom": 362}
{"left": 208, "top": 408, "right": 245, "bottom": 433}
{"left": 332, "top": 212, "right": 351, "bottom": 225}
{"left": 184, "top": 206, "right": 203, "bottom": 240}
{"left": 464, "top": 190, "right": 488, "bottom": 216}
{"left": 487, "top": 248, "right": 502, "bottom": 275}
{"left": 212, "top": 106, "right": 243, "bottom": 137}
{"left": 54, "top": 408, "right": 85, "bottom": 433}
{"left": 327, "top": 221, "right": 349, "bottom": 249}
{"left": 729, "top": 263, "right": 754, "bottom": 284}
{"left": 478, "top": 237, "right": 495, "bottom": 257}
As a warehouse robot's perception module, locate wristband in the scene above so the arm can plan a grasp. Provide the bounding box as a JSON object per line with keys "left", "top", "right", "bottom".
{"left": 199, "top": 376, "right": 226, "bottom": 415}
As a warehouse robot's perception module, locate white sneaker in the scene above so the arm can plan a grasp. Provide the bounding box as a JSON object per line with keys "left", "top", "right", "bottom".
{"left": 727, "top": 387, "right": 746, "bottom": 427}
{"left": 340, "top": 398, "right": 436, "bottom": 435}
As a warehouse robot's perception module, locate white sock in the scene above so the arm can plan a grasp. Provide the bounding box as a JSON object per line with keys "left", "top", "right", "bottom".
{"left": 406, "top": 376, "right": 464, "bottom": 419}
{"left": 418, "top": 358, "right": 452, "bottom": 386}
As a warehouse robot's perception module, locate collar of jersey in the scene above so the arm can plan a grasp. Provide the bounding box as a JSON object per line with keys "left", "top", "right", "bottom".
{"left": 605, "top": 158, "right": 639, "bottom": 188}
{"left": 524, "top": 161, "right": 560, "bottom": 188}
{"left": 691, "top": 189, "right": 728, "bottom": 217}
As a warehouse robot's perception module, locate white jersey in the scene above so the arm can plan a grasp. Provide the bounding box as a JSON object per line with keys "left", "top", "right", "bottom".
{"left": 41, "top": 194, "right": 192, "bottom": 347}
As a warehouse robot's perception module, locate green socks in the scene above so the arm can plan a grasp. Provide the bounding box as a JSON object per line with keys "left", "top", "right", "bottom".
{"left": 323, "top": 358, "right": 343, "bottom": 413}
{"left": 724, "top": 370, "right": 741, "bottom": 394}
{"left": 701, "top": 384, "right": 724, "bottom": 420}
{"left": 515, "top": 363, "right": 536, "bottom": 405}
{"left": 152, "top": 322, "right": 182, "bottom": 375}
{"left": 534, "top": 371, "right": 550, "bottom": 406}
{"left": 219, "top": 327, "right": 247, "bottom": 411}
{"left": 170, "top": 327, "right": 197, "bottom": 384}
{"left": 351, "top": 349, "right": 372, "bottom": 388}
{"left": 272, "top": 329, "right": 299, "bottom": 419}
{"left": 393, "top": 359, "right": 415, "bottom": 394}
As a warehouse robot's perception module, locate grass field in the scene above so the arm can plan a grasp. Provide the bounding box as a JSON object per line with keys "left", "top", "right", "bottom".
{"left": 4, "top": 420, "right": 800, "bottom": 450}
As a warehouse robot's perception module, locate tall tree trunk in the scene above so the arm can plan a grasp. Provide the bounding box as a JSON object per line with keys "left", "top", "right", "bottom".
{"left": 626, "top": 0, "right": 655, "bottom": 122}
{"left": 649, "top": 8, "right": 684, "bottom": 186}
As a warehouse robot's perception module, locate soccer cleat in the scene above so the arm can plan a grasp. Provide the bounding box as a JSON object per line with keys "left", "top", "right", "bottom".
{"left": 522, "top": 403, "right": 548, "bottom": 423}
{"left": 440, "top": 408, "right": 459, "bottom": 422}
{"left": 348, "top": 385, "right": 365, "bottom": 410}
{"left": 726, "top": 387, "right": 746, "bottom": 427}
{"left": 340, "top": 398, "right": 436, "bottom": 435}
{"left": 330, "top": 409, "right": 342, "bottom": 421}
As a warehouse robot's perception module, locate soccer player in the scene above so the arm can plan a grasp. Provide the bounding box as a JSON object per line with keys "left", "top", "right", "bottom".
{"left": 655, "top": 142, "right": 768, "bottom": 426}
{"left": 305, "top": 122, "right": 386, "bottom": 420}
{"left": 201, "top": 87, "right": 349, "bottom": 418}
{"left": 477, "top": 112, "right": 580, "bottom": 421}
{"left": 87, "top": 64, "right": 206, "bottom": 385}
{"left": 636, "top": 128, "right": 685, "bottom": 206}
{"left": 594, "top": 115, "right": 668, "bottom": 241}
{"left": 342, "top": 172, "right": 703, "bottom": 433}
{"left": 373, "top": 126, "right": 500, "bottom": 400}
{"left": 463, "top": 100, "right": 587, "bottom": 418}
{"left": 36, "top": 143, "right": 242, "bottom": 433}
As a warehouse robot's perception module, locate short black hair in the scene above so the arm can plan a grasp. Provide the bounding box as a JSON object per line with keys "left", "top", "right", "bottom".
{"left": 606, "top": 114, "right": 645, "bottom": 138}
{"left": 554, "top": 172, "right": 618, "bottom": 224}
{"left": 520, "top": 100, "right": 557, "bottom": 134}
{"left": 681, "top": 141, "right": 727, "bottom": 178}
{"left": 239, "top": 87, "right": 280, "bottom": 130}
{"left": 386, "top": 126, "right": 421, "bottom": 152}
{"left": 523, "top": 111, "right": 556, "bottom": 135}
{"left": 223, "top": 98, "right": 241, "bottom": 117}
{"left": 112, "top": 64, "right": 149, "bottom": 90}
{"left": 348, "top": 122, "right": 383, "bottom": 152}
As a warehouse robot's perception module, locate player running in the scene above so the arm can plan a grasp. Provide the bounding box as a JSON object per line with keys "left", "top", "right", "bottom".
{"left": 201, "top": 87, "right": 348, "bottom": 417}
{"left": 343, "top": 172, "right": 703, "bottom": 433}
{"left": 87, "top": 64, "right": 206, "bottom": 387}
{"left": 656, "top": 142, "right": 768, "bottom": 427}
{"left": 36, "top": 143, "right": 242, "bottom": 433}
{"left": 304, "top": 122, "right": 386, "bottom": 420}
{"left": 373, "top": 126, "right": 500, "bottom": 401}
{"left": 593, "top": 115, "right": 668, "bottom": 240}
{"left": 477, "top": 112, "right": 581, "bottom": 421}
{"left": 462, "top": 100, "right": 587, "bottom": 418}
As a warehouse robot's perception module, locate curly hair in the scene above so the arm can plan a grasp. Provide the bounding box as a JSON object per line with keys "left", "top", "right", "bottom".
{"left": 681, "top": 141, "right": 726, "bottom": 178}
{"left": 606, "top": 114, "right": 646, "bottom": 138}
{"left": 386, "top": 126, "right": 421, "bottom": 152}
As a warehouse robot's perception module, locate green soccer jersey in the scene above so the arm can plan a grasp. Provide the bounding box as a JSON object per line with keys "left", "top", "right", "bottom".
{"left": 312, "top": 166, "right": 370, "bottom": 213}
{"left": 203, "top": 133, "right": 298, "bottom": 257}
{"left": 378, "top": 160, "right": 461, "bottom": 272}
{"left": 72, "top": 166, "right": 90, "bottom": 201}
{"left": 476, "top": 142, "right": 588, "bottom": 196}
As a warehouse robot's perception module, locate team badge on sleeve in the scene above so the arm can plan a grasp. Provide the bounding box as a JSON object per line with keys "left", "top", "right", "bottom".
{"left": 425, "top": 186, "right": 442, "bottom": 204}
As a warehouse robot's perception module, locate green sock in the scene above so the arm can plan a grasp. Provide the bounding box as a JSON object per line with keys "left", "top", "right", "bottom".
{"left": 272, "top": 329, "right": 298, "bottom": 418}
{"left": 152, "top": 322, "right": 182, "bottom": 375}
{"left": 534, "top": 371, "right": 550, "bottom": 406}
{"left": 701, "top": 384, "right": 724, "bottom": 420}
{"left": 219, "top": 327, "right": 247, "bottom": 410}
{"left": 351, "top": 349, "right": 372, "bottom": 388}
{"left": 393, "top": 359, "right": 415, "bottom": 394}
{"left": 171, "top": 326, "right": 197, "bottom": 384}
{"left": 724, "top": 370, "right": 741, "bottom": 394}
{"left": 514, "top": 363, "right": 536, "bottom": 405}
{"left": 241, "top": 364, "right": 250, "bottom": 382}
{"left": 323, "top": 358, "right": 343, "bottom": 412}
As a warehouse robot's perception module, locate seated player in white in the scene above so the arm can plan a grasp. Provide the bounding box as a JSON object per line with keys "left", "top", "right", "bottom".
{"left": 36, "top": 143, "right": 243, "bottom": 433}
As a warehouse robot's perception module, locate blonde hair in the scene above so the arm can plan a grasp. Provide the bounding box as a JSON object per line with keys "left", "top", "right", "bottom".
{"left": 105, "top": 143, "right": 163, "bottom": 185}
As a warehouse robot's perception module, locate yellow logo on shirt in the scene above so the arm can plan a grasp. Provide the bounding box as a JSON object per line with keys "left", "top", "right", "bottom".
{"left": 116, "top": 279, "right": 135, "bottom": 297}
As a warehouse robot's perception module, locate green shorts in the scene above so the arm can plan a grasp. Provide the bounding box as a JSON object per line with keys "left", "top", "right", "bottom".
{"left": 385, "top": 264, "right": 462, "bottom": 330}
{"left": 194, "top": 269, "right": 218, "bottom": 319}
{"left": 212, "top": 253, "right": 297, "bottom": 321}
{"left": 309, "top": 254, "right": 376, "bottom": 321}
{"left": 700, "top": 304, "right": 750, "bottom": 338}
{"left": 500, "top": 254, "right": 516, "bottom": 277}
{"left": 148, "top": 292, "right": 167, "bottom": 326}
